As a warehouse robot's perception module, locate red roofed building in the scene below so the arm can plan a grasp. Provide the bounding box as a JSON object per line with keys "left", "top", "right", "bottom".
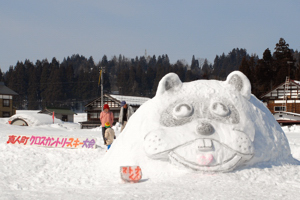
{"left": 261, "top": 77, "right": 300, "bottom": 125}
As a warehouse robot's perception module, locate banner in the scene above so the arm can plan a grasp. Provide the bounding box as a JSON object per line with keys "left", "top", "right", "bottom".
{"left": 6, "top": 135, "right": 97, "bottom": 149}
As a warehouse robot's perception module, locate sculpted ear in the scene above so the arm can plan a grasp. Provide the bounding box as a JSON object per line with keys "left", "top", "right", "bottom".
{"left": 156, "top": 73, "right": 182, "bottom": 96}
{"left": 225, "top": 71, "right": 251, "bottom": 100}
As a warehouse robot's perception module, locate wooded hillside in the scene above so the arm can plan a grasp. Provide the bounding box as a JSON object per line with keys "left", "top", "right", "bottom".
{"left": 0, "top": 38, "right": 299, "bottom": 111}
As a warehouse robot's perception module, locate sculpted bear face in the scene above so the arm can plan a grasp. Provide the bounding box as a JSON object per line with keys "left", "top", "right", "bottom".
{"left": 143, "top": 71, "right": 257, "bottom": 172}
{"left": 105, "top": 71, "right": 292, "bottom": 174}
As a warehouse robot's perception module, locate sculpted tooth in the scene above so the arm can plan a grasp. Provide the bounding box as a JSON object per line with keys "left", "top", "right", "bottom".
{"left": 204, "top": 139, "right": 212, "bottom": 148}
{"left": 197, "top": 139, "right": 213, "bottom": 151}
{"left": 198, "top": 139, "right": 205, "bottom": 148}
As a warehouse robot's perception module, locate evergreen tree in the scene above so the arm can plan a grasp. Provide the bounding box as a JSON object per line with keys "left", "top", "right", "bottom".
{"left": 6, "top": 66, "right": 16, "bottom": 95}
{"left": 127, "top": 65, "right": 137, "bottom": 95}
{"left": 212, "top": 49, "right": 249, "bottom": 80}
{"left": 136, "top": 63, "right": 146, "bottom": 95}
{"left": 12, "top": 61, "right": 28, "bottom": 109}
{"left": 140, "top": 68, "right": 148, "bottom": 96}
{"left": 146, "top": 65, "right": 156, "bottom": 96}
{"left": 102, "top": 68, "right": 111, "bottom": 94}
{"left": 294, "top": 50, "right": 300, "bottom": 68}
{"left": 101, "top": 55, "right": 108, "bottom": 68}
{"left": 152, "top": 63, "right": 166, "bottom": 95}
{"left": 202, "top": 59, "right": 212, "bottom": 79}
{"left": 35, "top": 60, "right": 43, "bottom": 107}
{"left": 40, "top": 59, "right": 50, "bottom": 108}
{"left": 0, "top": 68, "right": 3, "bottom": 82}
{"left": 184, "top": 70, "right": 194, "bottom": 82}
{"left": 239, "top": 56, "right": 251, "bottom": 79}
{"left": 139, "top": 56, "right": 148, "bottom": 71}
{"left": 173, "top": 60, "right": 186, "bottom": 81}
{"left": 191, "top": 55, "right": 197, "bottom": 70}
{"left": 117, "top": 68, "right": 129, "bottom": 95}
{"left": 27, "top": 65, "right": 39, "bottom": 109}
{"left": 239, "top": 56, "right": 260, "bottom": 95}
{"left": 45, "top": 58, "right": 64, "bottom": 107}
{"left": 273, "top": 38, "right": 295, "bottom": 85}
{"left": 191, "top": 57, "right": 201, "bottom": 78}
{"left": 65, "top": 63, "right": 75, "bottom": 100}
{"left": 76, "top": 68, "right": 90, "bottom": 100}
{"left": 247, "top": 55, "right": 258, "bottom": 90}
{"left": 212, "top": 55, "right": 222, "bottom": 79}
{"left": 148, "top": 55, "right": 157, "bottom": 69}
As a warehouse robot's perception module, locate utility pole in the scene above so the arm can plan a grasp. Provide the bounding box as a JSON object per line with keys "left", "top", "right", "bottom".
{"left": 282, "top": 61, "right": 293, "bottom": 112}
{"left": 287, "top": 61, "right": 293, "bottom": 78}
{"left": 100, "top": 66, "right": 105, "bottom": 111}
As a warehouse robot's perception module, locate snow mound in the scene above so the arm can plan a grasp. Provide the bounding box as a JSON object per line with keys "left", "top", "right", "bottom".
{"left": 103, "top": 71, "right": 295, "bottom": 177}
{"left": 8, "top": 113, "right": 62, "bottom": 126}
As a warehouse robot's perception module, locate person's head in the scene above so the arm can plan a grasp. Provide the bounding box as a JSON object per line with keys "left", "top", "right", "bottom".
{"left": 120, "top": 101, "right": 127, "bottom": 108}
{"left": 103, "top": 104, "right": 110, "bottom": 112}
{"left": 105, "top": 122, "right": 111, "bottom": 128}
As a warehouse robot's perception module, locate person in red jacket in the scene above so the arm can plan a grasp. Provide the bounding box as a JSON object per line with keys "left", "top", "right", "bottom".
{"left": 100, "top": 104, "right": 114, "bottom": 145}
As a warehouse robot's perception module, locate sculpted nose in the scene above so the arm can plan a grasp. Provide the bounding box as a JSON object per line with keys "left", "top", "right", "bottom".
{"left": 196, "top": 122, "right": 214, "bottom": 135}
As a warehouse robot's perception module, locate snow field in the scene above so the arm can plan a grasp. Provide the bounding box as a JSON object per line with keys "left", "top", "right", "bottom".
{"left": 0, "top": 111, "right": 300, "bottom": 199}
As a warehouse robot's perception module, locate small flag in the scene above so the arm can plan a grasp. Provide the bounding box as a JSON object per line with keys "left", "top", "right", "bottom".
{"left": 52, "top": 111, "right": 55, "bottom": 123}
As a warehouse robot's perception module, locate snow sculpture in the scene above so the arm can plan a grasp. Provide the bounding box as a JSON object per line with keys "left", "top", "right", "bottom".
{"left": 8, "top": 113, "right": 61, "bottom": 126}
{"left": 106, "top": 71, "right": 293, "bottom": 173}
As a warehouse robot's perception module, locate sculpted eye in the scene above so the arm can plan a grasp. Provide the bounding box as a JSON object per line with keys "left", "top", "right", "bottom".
{"left": 173, "top": 103, "right": 194, "bottom": 119}
{"left": 211, "top": 102, "right": 230, "bottom": 117}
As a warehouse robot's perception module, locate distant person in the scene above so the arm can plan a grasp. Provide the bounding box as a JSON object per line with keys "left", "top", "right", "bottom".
{"left": 118, "top": 101, "right": 134, "bottom": 132}
{"left": 104, "top": 122, "right": 115, "bottom": 150}
{"left": 100, "top": 104, "right": 114, "bottom": 145}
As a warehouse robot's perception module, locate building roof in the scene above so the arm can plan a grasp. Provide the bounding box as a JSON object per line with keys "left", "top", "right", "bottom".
{"left": 85, "top": 94, "right": 150, "bottom": 107}
{"left": 274, "top": 111, "right": 300, "bottom": 117}
{"left": 274, "top": 111, "right": 300, "bottom": 125}
{"left": 0, "top": 82, "right": 18, "bottom": 95}
{"left": 260, "top": 79, "right": 300, "bottom": 99}
{"left": 110, "top": 94, "right": 150, "bottom": 106}
{"left": 293, "top": 80, "right": 300, "bottom": 86}
{"left": 38, "top": 107, "right": 77, "bottom": 115}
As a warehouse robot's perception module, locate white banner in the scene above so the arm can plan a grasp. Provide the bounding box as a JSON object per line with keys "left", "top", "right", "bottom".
{"left": 7, "top": 135, "right": 97, "bottom": 149}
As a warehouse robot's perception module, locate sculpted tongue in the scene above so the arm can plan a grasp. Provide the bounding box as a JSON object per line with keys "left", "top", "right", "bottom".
{"left": 197, "top": 154, "right": 213, "bottom": 165}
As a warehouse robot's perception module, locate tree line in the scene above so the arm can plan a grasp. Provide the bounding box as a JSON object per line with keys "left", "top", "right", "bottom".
{"left": 0, "top": 38, "right": 299, "bottom": 111}
{"left": 239, "top": 38, "right": 300, "bottom": 97}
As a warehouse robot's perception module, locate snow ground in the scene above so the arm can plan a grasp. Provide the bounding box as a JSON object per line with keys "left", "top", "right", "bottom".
{"left": 0, "top": 111, "right": 300, "bottom": 200}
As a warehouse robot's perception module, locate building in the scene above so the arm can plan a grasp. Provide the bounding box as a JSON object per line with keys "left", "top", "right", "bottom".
{"left": 80, "top": 94, "right": 150, "bottom": 129}
{"left": 0, "top": 82, "right": 18, "bottom": 118}
{"left": 38, "top": 107, "right": 77, "bottom": 122}
{"left": 273, "top": 112, "right": 300, "bottom": 125}
{"left": 261, "top": 77, "right": 300, "bottom": 125}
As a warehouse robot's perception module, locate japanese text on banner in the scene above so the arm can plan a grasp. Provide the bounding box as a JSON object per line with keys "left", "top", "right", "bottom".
{"left": 6, "top": 135, "right": 97, "bottom": 149}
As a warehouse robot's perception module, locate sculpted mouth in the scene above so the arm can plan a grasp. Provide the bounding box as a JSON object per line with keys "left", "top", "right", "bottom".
{"left": 169, "top": 151, "right": 243, "bottom": 172}
{"left": 168, "top": 139, "right": 253, "bottom": 172}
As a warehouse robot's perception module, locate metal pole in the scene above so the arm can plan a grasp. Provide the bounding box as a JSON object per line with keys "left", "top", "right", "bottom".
{"left": 101, "top": 67, "right": 103, "bottom": 111}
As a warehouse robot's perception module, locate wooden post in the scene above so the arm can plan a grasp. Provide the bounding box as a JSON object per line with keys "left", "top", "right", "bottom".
{"left": 101, "top": 68, "right": 103, "bottom": 111}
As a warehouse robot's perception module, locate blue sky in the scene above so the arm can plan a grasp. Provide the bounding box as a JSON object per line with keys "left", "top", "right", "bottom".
{"left": 0, "top": 0, "right": 299, "bottom": 72}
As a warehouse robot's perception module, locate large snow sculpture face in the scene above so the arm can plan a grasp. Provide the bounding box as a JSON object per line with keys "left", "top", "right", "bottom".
{"left": 144, "top": 71, "right": 256, "bottom": 172}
